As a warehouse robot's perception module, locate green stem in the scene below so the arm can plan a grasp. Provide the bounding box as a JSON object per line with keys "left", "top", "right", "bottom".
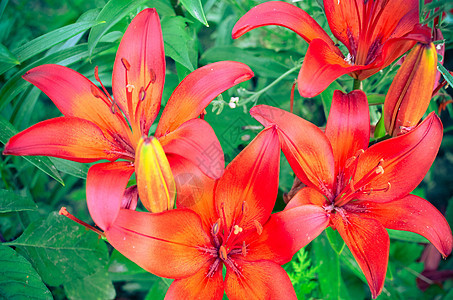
{"left": 352, "top": 78, "right": 362, "bottom": 90}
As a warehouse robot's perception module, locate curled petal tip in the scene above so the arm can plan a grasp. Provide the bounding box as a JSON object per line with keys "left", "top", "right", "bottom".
{"left": 233, "top": 71, "right": 254, "bottom": 85}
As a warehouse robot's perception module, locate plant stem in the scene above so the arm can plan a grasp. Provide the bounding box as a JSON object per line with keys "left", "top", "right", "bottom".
{"left": 353, "top": 78, "right": 362, "bottom": 90}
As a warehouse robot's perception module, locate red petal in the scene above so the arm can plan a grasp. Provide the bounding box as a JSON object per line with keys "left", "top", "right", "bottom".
{"left": 215, "top": 127, "right": 280, "bottom": 232}
{"left": 232, "top": 1, "right": 334, "bottom": 47}
{"left": 224, "top": 260, "right": 297, "bottom": 300}
{"left": 4, "top": 117, "right": 126, "bottom": 162}
{"left": 165, "top": 263, "right": 224, "bottom": 300}
{"left": 384, "top": 43, "right": 437, "bottom": 136}
{"left": 155, "top": 61, "right": 253, "bottom": 135}
{"left": 332, "top": 213, "right": 389, "bottom": 299}
{"left": 106, "top": 208, "right": 211, "bottom": 279}
{"left": 353, "top": 113, "right": 442, "bottom": 203}
{"left": 159, "top": 119, "right": 224, "bottom": 179}
{"left": 22, "top": 64, "right": 131, "bottom": 143}
{"left": 251, "top": 105, "right": 335, "bottom": 194}
{"left": 325, "top": 90, "right": 370, "bottom": 180}
{"left": 285, "top": 187, "right": 328, "bottom": 210}
{"left": 246, "top": 205, "right": 329, "bottom": 265}
{"left": 167, "top": 154, "right": 218, "bottom": 232}
{"left": 354, "top": 195, "right": 452, "bottom": 257}
{"left": 298, "top": 39, "right": 365, "bottom": 98}
{"left": 112, "top": 8, "right": 165, "bottom": 135}
{"left": 86, "top": 161, "right": 134, "bottom": 230}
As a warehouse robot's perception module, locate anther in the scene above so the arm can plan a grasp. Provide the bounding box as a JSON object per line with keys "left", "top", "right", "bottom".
{"left": 126, "top": 84, "right": 135, "bottom": 93}
{"left": 375, "top": 166, "right": 384, "bottom": 175}
{"left": 345, "top": 156, "right": 357, "bottom": 168}
{"left": 94, "top": 66, "right": 101, "bottom": 82}
{"left": 121, "top": 58, "right": 131, "bottom": 71}
{"left": 242, "top": 241, "right": 247, "bottom": 257}
{"left": 384, "top": 182, "right": 391, "bottom": 192}
{"left": 90, "top": 85, "right": 103, "bottom": 98}
{"left": 219, "top": 245, "right": 228, "bottom": 261}
{"left": 149, "top": 69, "right": 156, "bottom": 84}
{"left": 139, "top": 87, "right": 146, "bottom": 101}
{"left": 241, "top": 201, "right": 248, "bottom": 215}
{"left": 233, "top": 225, "right": 243, "bottom": 235}
{"left": 253, "top": 220, "right": 263, "bottom": 235}
{"left": 211, "top": 218, "right": 221, "bottom": 236}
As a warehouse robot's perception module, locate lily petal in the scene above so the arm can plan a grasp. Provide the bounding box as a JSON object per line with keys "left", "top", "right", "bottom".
{"left": 159, "top": 119, "right": 224, "bottom": 179}
{"left": 353, "top": 113, "right": 442, "bottom": 203}
{"left": 325, "top": 90, "right": 370, "bottom": 179}
{"left": 155, "top": 61, "right": 253, "bottom": 135}
{"left": 165, "top": 262, "right": 223, "bottom": 300}
{"left": 215, "top": 127, "right": 280, "bottom": 232}
{"left": 224, "top": 260, "right": 297, "bottom": 300}
{"left": 135, "top": 137, "right": 176, "bottom": 213}
{"left": 86, "top": 161, "right": 134, "bottom": 231}
{"left": 105, "top": 208, "right": 212, "bottom": 279}
{"left": 112, "top": 8, "right": 165, "bottom": 135}
{"left": 22, "top": 64, "right": 131, "bottom": 142}
{"left": 353, "top": 195, "right": 452, "bottom": 257}
{"left": 285, "top": 187, "right": 328, "bottom": 210}
{"left": 332, "top": 213, "right": 389, "bottom": 299}
{"left": 3, "top": 117, "right": 127, "bottom": 162}
{"left": 232, "top": 1, "right": 334, "bottom": 48}
{"left": 251, "top": 105, "right": 335, "bottom": 194}
{"left": 246, "top": 204, "right": 329, "bottom": 265}
{"left": 298, "top": 39, "right": 365, "bottom": 98}
{"left": 384, "top": 43, "right": 437, "bottom": 136}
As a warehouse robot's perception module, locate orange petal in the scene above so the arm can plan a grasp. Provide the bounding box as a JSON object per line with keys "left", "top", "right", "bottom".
{"left": 298, "top": 39, "right": 365, "bottom": 98}
{"left": 353, "top": 113, "right": 442, "bottom": 203}
{"left": 232, "top": 1, "right": 334, "bottom": 48}
{"left": 325, "top": 90, "right": 370, "bottom": 180}
{"left": 224, "top": 260, "right": 297, "bottom": 300}
{"left": 3, "top": 117, "right": 127, "bottom": 162}
{"left": 285, "top": 187, "right": 328, "bottom": 210}
{"left": 112, "top": 8, "right": 165, "bottom": 135}
{"left": 165, "top": 262, "right": 224, "bottom": 300}
{"left": 156, "top": 61, "right": 253, "bottom": 135}
{"left": 353, "top": 195, "right": 452, "bottom": 258}
{"left": 215, "top": 127, "right": 280, "bottom": 232}
{"left": 246, "top": 204, "right": 329, "bottom": 265}
{"left": 86, "top": 161, "right": 134, "bottom": 230}
{"left": 384, "top": 43, "right": 437, "bottom": 136}
{"left": 22, "top": 64, "right": 131, "bottom": 143}
{"left": 135, "top": 137, "right": 176, "bottom": 213}
{"left": 251, "top": 105, "right": 335, "bottom": 194}
{"left": 106, "top": 208, "right": 211, "bottom": 279}
{"left": 159, "top": 119, "right": 224, "bottom": 179}
{"left": 332, "top": 213, "right": 389, "bottom": 299}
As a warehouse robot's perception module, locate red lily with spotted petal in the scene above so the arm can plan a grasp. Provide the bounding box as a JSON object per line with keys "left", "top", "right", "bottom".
{"left": 251, "top": 91, "right": 452, "bottom": 298}
{"left": 3, "top": 9, "right": 253, "bottom": 219}
{"left": 232, "top": 0, "right": 430, "bottom": 98}
{"left": 88, "top": 127, "right": 306, "bottom": 299}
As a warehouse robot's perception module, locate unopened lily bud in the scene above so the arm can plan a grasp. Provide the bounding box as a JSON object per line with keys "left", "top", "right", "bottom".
{"left": 384, "top": 42, "right": 437, "bottom": 136}
{"left": 135, "top": 136, "right": 176, "bottom": 213}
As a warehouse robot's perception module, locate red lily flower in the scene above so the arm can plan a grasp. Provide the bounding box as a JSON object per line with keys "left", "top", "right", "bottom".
{"left": 232, "top": 1, "right": 430, "bottom": 97}
{"left": 86, "top": 127, "right": 322, "bottom": 299}
{"left": 3, "top": 9, "right": 253, "bottom": 218}
{"left": 384, "top": 42, "right": 438, "bottom": 136}
{"left": 250, "top": 90, "right": 452, "bottom": 298}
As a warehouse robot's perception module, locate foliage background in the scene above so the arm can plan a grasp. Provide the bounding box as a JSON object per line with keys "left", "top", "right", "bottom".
{"left": 0, "top": 0, "right": 452, "bottom": 299}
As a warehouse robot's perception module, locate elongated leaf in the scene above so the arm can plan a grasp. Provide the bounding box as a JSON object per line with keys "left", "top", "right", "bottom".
{"left": 5, "top": 212, "right": 109, "bottom": 287}
{"left": 437, "top": 62, "right": 453, "bottom": 86}
{"left": 0, "top": 245, "right": 52, "bottom": 300}
{"left": 87, "top": 0, "right": 149, "bottom": 57}
{"left": 387, "top": 229, "right": 429, "bottom": 243}
{"left": 325, "top": 227, "right": 345, "bottom": 255}
{"left": 64, "top": 269, "right": 116, "bottom": 300}
{"left": 162, "top": 16, "right": 194, "bottom": 71}
{"left": 320, "top": 80, "right": 343, "bottom": 119}
{"left": 0, "top": 21, "right": 100, "bottom": 75}
{"left": 49, "top": 157, "right": 89, "bottom": 179}
{"left": 0, "top": 43, "right": 19, "bottom": 66}
{"left": 0, "top": 116, "right": 64, "bottom": 185}
{"left": 0, "top": 189, "right": 37, "bottom": 213}
{"left": 180, "top": 0, "right": 208, "bottom": 26}
{"left": 313, "top": 234, "right": 342, "bottom": 299}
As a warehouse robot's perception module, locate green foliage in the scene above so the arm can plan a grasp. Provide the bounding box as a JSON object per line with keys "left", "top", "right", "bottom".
{"left": 287, "top": 248, "right": 318, "bottom": 298}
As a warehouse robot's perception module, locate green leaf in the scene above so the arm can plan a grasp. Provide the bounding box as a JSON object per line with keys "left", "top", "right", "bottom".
{"left": 64, "top": 269, "right": 116, "bottom": 300}
{"left": 49, "top": 157, "right": 89, "bottom": 179}
{"left": 0, "top": 116, "right": 64, "bottom": 185}
{"left": 5, "top": 212, "right": 109, "bottom": 287}
{"left": 0, "top": 43, "right": 19, "bottom": 66}
{"left": 0, "top": 189, "right": 37, "bottom": 213}
{"left": 144, "top": 277, "right": 173, "bottom": 300}
{"left": 108, "top": 249, "right": 147, "bottom": 276}
{"left": 341, "top": 247, "right": 367, "bottom": 284}
{"left": 319, "top": 80, "right": 343, "bottom": 120}
{"left": 162, "top": 16, "right": 195, "bottom": 71}
{"left": 368, "top": 93, "right": 385, "bottom": 105}
{"left": 325, "top": 227, "right": 345, "bottom": 255}
{"left": 0, "top": 245, "right": 52, "bottom": 300}
{"left": 87, "top": 0, "right": 149, "bottom": 57}
{"left": 374, "top": 113, "right": 386, "bottom": 139}
{"left": 437, "top": 62, "right": 453, "bottom": 86}
{"left": 387, "top": 229, "right": 429, "bottom": 243}
{"left": 0, "top": 21, "right": 100, "bottom": 75}
{"left": 180, "top": 0, "right": 208, "bottom": 26}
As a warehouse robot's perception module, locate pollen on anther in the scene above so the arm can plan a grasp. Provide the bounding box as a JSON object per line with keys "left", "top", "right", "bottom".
{"left": 139, "top": 87, "right": 146, "bottom": 101}
{"left": 233, "top": 225, "right": 243, "bottom": 235}
{"left": 253, "top": 220, "right": 263, "bottom": 235}
{"left": 126, "top": 84, "right": 135, "bottom": 93}
{"left": 375, "top": 166, "right": 384, "bottom": 175}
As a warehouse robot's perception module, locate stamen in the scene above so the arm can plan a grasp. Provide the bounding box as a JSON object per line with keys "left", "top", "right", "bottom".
{"left": 121, "top": 58, "right": 131, "bottom": 71}
{"left": 375, "top": 166, "right": 384, "bottom": 175}
{"left": 90, "top": 85, "right": 103, "bottom": 98}
{"left": 345, "top": 155, "right": 357, "bottom": 168}
{"left": 126, "top": 84, "right": 135, "bottom": 93}
{"left": 253, "top": 220, "right": 263, "bottom": 235}
{"left": 211, "top": 218, "right": 221, "bottom": 236}
{"left": 241, "top": 201, "right": 248, "bottom": 215}
{"left": 149, "top": 69, "right": 156, "bottom": 84}
{"left": 206, "top": 258, "right": 221, "bottom": 277}
{"left": 242, "top": 241, "right": 247, "bottom": 257}
{"left": 233, "top": 225, "right": 243, "bottom": 235}
{"left": 93, "top": 66, "right": 117, "bottom": 114}
{"left": 59, "top": 207, "right": 105, "bottom": 237}
{"left": 219, "top": 245, "right": 228, "bottom": 261}
{"left": 139, "top": 87, "right": 146, "bottom": 101}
